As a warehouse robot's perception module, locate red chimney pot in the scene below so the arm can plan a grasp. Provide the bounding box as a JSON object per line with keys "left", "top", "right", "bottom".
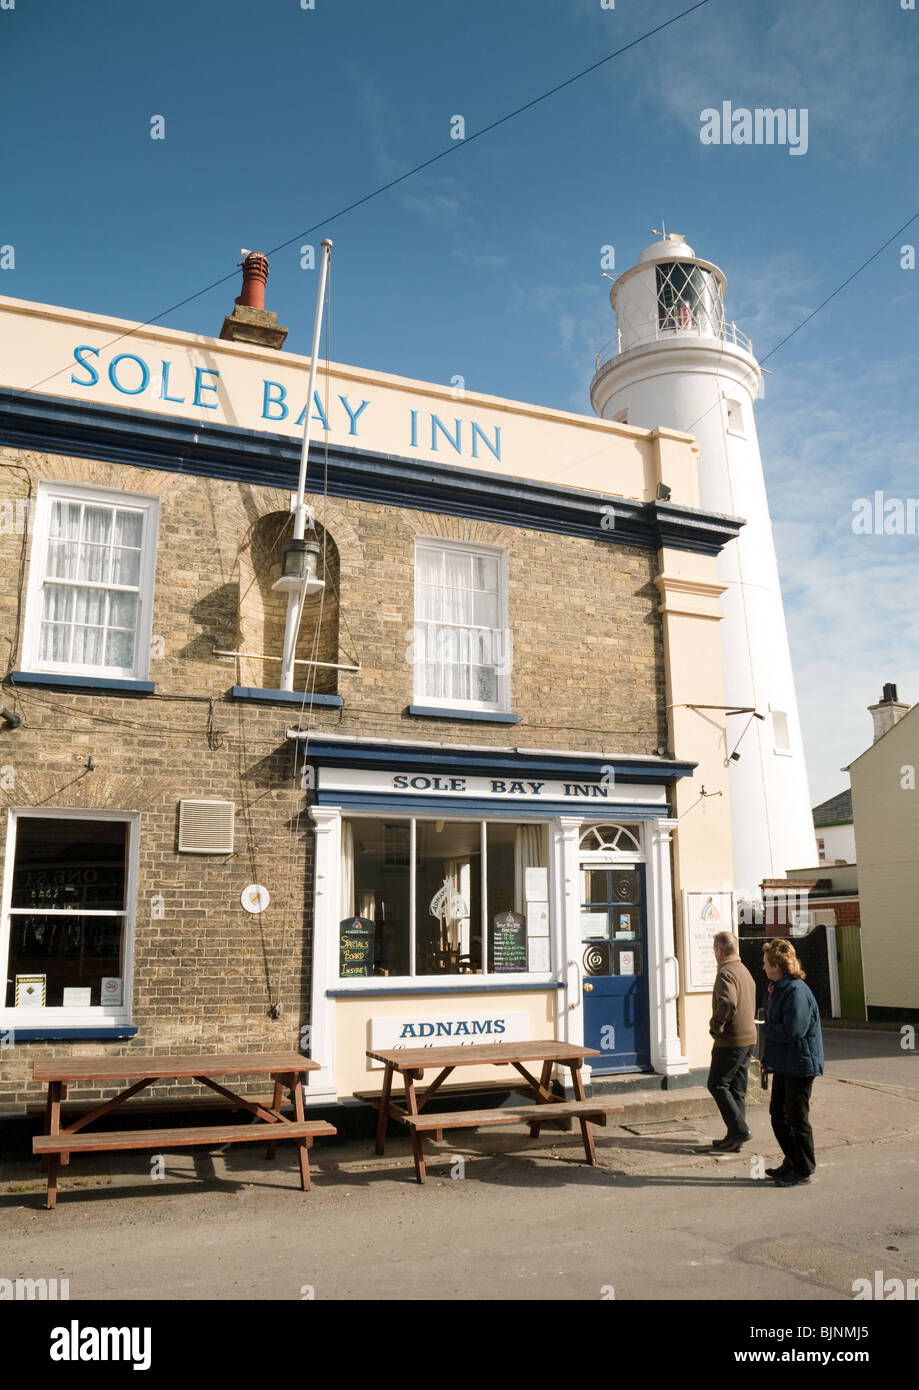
{"left": 236, "top": 252, "right": 270, "bottom": 311}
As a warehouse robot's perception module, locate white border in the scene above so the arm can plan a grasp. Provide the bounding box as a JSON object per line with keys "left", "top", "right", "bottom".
{"left": 22, "top": 480, "right": 160, "bottom": 681}
{"left": 0, "top": 806, "right": 139, "bottom": 1029}
{"left": 413, "top": 535, "right": 510, "bottom": 713}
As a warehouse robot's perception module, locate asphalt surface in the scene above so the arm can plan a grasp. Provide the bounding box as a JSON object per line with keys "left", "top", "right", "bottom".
{"left": 1, "top": 1026, "right": 917, "bottom": 1304}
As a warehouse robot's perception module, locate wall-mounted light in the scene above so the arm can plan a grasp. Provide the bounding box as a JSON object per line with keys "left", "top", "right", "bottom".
{"left": 271, "top": 538, "right": 324, "bottom": 596}
{"left": 0, "top": 706, "right": 21, "bottom": 729}
{"left": 656, "top": 483, "right": 672, "bottom": 502}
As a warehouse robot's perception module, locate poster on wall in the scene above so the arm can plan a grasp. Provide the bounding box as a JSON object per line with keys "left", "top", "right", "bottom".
{"left": 682, "top": 892, "right": 735, "bottom": 992}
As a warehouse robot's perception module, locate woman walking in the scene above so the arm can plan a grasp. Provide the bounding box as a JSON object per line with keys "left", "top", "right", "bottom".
{"left": 761, "top": 939, "right": 824, "bottom": 1187}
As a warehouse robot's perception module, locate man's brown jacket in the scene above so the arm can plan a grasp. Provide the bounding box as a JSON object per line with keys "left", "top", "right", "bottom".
{"left": 710, "top": 953, "right": 756, "bottom": 1048}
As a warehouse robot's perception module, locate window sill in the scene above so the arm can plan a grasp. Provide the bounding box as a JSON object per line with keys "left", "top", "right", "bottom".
{"left": 11, "top": 671, "right": 154, "bottom": 696}
{"left": 406, "top": 705, "right": 518, "bottom": 724}
{"left": 3, "top": 1026, "right": 138, "bottom": 1042}
{"left": 327, "top": 979, "right": 563, "bottom": 997}
{"left": 230, "top": 686, "right": 343, "bottom": 708}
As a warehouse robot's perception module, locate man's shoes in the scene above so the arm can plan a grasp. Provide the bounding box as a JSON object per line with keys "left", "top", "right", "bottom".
{"left": 772, "top": 1169, "right": 812, "bottom": 1186}
{"left": 712, "top": 1131, "right": 752, "bottom": 1152}
{"left": 765, "top": 1162, "right": 792, "bottom": 1179}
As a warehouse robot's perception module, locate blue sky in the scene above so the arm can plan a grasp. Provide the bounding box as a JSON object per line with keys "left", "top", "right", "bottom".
{"left": 2, "top": 0, "right": 918, "bottom": 808}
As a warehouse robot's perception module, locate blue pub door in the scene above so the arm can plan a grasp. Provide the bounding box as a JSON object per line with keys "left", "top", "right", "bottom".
{"left": 581, "top": 863, "right": 651, "bottom": 1072}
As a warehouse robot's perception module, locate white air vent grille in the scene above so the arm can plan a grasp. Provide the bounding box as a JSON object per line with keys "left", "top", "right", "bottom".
{"left": 178, "top": 800, "right": 235, "bottom": 854}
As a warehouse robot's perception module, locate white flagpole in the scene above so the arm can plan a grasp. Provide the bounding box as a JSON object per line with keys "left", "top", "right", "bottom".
{"left": 279, "top": 237, "right": 333, "bottom": 691}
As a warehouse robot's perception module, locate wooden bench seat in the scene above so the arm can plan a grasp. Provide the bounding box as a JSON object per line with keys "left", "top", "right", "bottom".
{"left": 401, "top": 1100, "right": 622, "bottom": 1131}
{"left": 34, "top": 1120, "right": 335, "bottom": 1155}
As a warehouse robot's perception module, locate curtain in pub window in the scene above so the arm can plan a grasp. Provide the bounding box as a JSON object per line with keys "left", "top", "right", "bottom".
{"left": 514, "top": 825, "right": 544, "bottom": 914}
{"left": 340, "top": 820, "right": 355, "bottom": 921}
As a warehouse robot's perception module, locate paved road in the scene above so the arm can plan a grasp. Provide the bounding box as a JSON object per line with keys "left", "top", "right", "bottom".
{"left": 823, "top": 1026, "right": 918, "bottom": 1087}
{"left": 2, "top": 1046, "right": 917, "bottom": 1303}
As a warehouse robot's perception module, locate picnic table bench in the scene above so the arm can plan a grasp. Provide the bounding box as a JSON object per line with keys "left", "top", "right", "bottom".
{"left": 32, "top": 1052, "right": 335, "bottom": 1209}
{"left": 365, "top": 1039, "right": 621, "bottom": 1183}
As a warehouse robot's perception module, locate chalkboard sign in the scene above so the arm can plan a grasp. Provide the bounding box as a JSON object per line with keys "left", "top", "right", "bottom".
{"left": 339, "top": 917, "right": 375, "bottom": 978}
{"left": 492, "top": 910, "right": 527, "bottom": 972}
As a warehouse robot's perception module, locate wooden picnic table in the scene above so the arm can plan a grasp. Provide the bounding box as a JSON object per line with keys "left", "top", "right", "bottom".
{"left": 366, "top": 1038, "right": 621, "bottom": 1183}
{"left": 32, "top": 1051, "right": 335, "bottom": 1209}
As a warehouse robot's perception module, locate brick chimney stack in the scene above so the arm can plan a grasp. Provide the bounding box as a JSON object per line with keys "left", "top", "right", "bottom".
{"left": 868, "top": 682, "right": 910, "bottom": 743}
{"left": 220, "top": 250, "right": 288, "bottom": 349}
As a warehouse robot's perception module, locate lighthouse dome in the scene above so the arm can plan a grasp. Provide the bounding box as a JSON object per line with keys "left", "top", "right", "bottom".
{"left": 637, "top": 235, "right": 697, "bottom": 264}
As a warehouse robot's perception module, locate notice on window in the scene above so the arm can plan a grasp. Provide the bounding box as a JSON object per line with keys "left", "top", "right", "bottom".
{"left": 339, "top": 918, "right": 375, "bottom": 978}
{"left": 492, "top": 910, "right": 527, "bottom": 972}
{"left": 527, "top": 937, "right": 550, "bottom": 972}
{"left": 524, "top": 867, "right": 548, "bottom": 901}
{"left": 580, "top": 911, "right": 608, "bottom": 939}
{"left": 15, "top": 974, "right": 45, "bottom": 1007}
{"left": 101, "top": 976, "right": 123, "bottom": 1006}
{"left": 618, "top": 951, "right": 635, "bottom": 977}
{"left": 63, "top": 987, "right": 92, "bottom": 1007}
{"left": 526, "top": 901, "right": 549, "bottom": 936}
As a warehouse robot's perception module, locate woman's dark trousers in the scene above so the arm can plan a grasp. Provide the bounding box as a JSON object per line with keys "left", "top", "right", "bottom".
{"left": 770, "top": 1073, "right": 816, "bottom": 1175}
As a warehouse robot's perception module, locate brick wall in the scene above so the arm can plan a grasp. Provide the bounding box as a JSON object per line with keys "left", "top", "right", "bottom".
{"left": 0, "top": 448, "right": 667, "bottom": 1111}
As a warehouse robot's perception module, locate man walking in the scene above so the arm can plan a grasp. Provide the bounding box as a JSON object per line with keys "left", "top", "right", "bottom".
{"left": 707, "top": 930, "right": 757, "bottom": 1151}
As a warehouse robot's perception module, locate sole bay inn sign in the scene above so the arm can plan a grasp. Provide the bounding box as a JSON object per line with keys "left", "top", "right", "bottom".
{"left": 318, "top": 766, "right": 669, "bottom": 809}
{"left": 69, "top": 344, "right": 502, "bottom": 462}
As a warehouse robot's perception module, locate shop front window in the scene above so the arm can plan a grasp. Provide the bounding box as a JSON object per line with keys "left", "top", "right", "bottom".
{"left": 339, "top": 817, "right": 549, "bottom": 979}
{"left": 2, "top": 814, "right": 133, "bottom": 1012}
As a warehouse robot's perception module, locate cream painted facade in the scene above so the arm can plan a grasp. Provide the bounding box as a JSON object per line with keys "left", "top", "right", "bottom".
{"left": 849, "top": 706, "right": 919, "bottom": 1016}
{"left": 0, "top": 289, "right": 739, "bottom": 1109}
{"left": 0, "top": 295, "right": 694, "bottom": 506}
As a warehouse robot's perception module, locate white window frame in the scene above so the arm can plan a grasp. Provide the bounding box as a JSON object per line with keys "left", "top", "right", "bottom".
{"left": 413, "top": 537, "right": 510, "bottom": 713}
{"left": 22, "top": 481, "right": 159, "bottom": 681}
{"left": 339, "top": 812, "right": 554, "bottom": 985}
{"left": 0, "top": 807, "right": 138, "bottom": 1029}
{"left": 725, "top": 398, "right": 746, "bottom": 438}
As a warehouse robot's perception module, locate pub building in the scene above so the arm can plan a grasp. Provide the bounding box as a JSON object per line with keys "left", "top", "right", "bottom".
{"left": 0, "top": 246, "right": 741, "bottom": 1120}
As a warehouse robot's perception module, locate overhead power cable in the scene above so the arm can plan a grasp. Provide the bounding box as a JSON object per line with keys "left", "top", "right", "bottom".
{"left": 21, "top": 0, "right": 714, "bottom": 395}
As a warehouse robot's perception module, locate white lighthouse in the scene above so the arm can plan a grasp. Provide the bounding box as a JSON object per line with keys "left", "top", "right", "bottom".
{"left": 590, "top": 229, "right": 817, "bottom": 896}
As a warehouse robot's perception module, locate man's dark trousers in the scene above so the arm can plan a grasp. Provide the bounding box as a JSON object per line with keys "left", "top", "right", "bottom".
{"left": 707, "top": 1045, "right": 754, "bottom": 1138}
{"left": 769, "top": 1073, "right": 816, "bottom": 1176}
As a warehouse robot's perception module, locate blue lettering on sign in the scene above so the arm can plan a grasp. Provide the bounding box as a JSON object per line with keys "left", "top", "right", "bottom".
{"left": 339, "top": 395, "right": 370, "bottom": 435}
{"left": 395, "top": 1018, "right": 507, "bottom": 1041}
{"left": 263, "top": 380, "right": 288, "bottom": 420}
{"left": 471, "top": 421, "right": 501, "bottom": 461}
{"left": 294, "top": 392, "right": 330, "bottom": 430}
{"left": 109, "top": 353, "right": 150, "bottom": 396}
{"left": 193, "top": 367, "right": 219, "bottom": 409}
{"left": 71, "top": 345, "right": 100, "bottom": 387}
{"left": 431, "top": 414, "right": 462, "bottom": 454}
{"left": 159, "top": 361, "right": 186, "bottom": 403}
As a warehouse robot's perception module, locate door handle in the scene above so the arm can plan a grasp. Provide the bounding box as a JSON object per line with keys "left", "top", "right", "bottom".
{"left": 665, "top": 953, "right": 680, "bottom": 1003}
{"left": 584, "top": 982, "right": 593, "bottom": 992}
{"left": 568, "top": 957, "right": 582, "bottom": 1010}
